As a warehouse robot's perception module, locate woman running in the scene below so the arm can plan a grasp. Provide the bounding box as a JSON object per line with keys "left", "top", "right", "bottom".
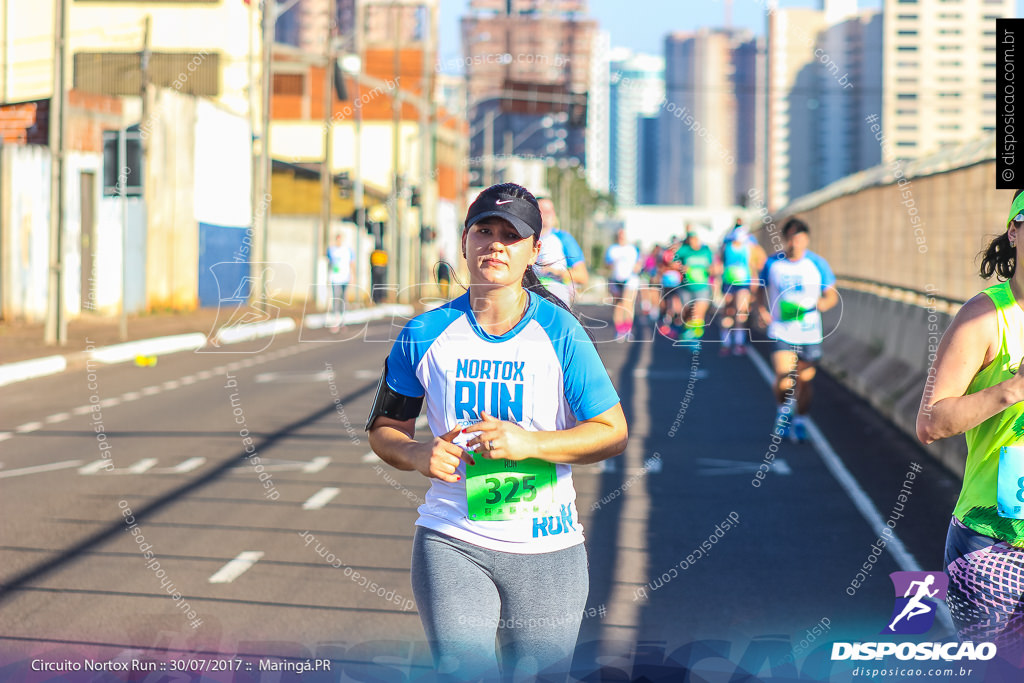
{"left": 366, "top": 183, "right": 628, "bottom": 681}
{"left": 916, "top": 189, "right": 1024, "bottom": 665}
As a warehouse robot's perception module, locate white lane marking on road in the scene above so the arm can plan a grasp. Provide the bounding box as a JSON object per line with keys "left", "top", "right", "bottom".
{"left": 302, "top": 456, "right": 331, "bottom": 473}
{"left": 255, "top": 370, "right": 333, "bottom": 383}
{"left": 0, "top": 460, "right": 83, "bottom": 478}
{"left": 14, "top": 421, "right": 43, "bottom": 433}
{"left": 196, "top": 370, "right": 214, "bottom": 380}
{"left": 208, "top": 551, "right": 264, "bottom": 584}
{"left": 99, "top": 397, "right": 121, "bottom": 408}
{"left": 633, "top": 368, "right": 709, "bottom": 379}
{"left": 161, "top": 380, "right": 180, "bottom": 390}
{"left": 170, "top": 457, "right": 206, "bottom": 473}
{"left": 71, "top": 405, "right": 93, "bottom": 415}
{"left": 141, "top": 385, "right": 161, "bottom": 396}
{"left": 79, "top": 459, "right": 113, "bottom": 474}
{"left": 696, "top": 457, "right": 791, "bottom": 476}
{"left": 120, "top": 392, "right": 141, "bottom": 402}
{"left": 745, "top": 347, "right": 955, "bottom": 634}
{"left": 302, "top": 487, "right": 340, "bottom": 510}
{"left": 125, "top": 458, "right": 158, "bottom": 474}
{"left": 180, "top": 375, "right": 197, "bottom": 385}
{"left": 45, "top": 412, "right": 71, "bottom": 424}
{"left": 354, "top": 369, "right": 380, "bottom": 379}
{"left": 0, "top": 433, "right": 12, "bottom": 442}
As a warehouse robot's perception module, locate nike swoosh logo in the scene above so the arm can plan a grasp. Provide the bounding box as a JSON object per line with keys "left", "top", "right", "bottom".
{"left": 495, "top": 199, "right": 513, "bottom": 205}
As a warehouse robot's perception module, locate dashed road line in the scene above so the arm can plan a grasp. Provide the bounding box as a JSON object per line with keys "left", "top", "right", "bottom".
{"left": 0, "top": 460, "right": 83, "bottom": 479}
{"left": 302, "top": 456, "right": 331, "bottom": 473}
{"left": 79, "top": 460, "right": 112, "bottom": 475}
{"left": 302, "top": 487, "right": 340, "bottom": 510}
{"left": 44, "top": 413, "right": 71, "bottom": 424}
{"left": 125, "top": 458, "right": 158, "bottom": 474}
{"left": 14, "top": 422, "right": 43, "bottom": 433}
{"left": 209, "top": 551, "right": 264, "bottom": 584}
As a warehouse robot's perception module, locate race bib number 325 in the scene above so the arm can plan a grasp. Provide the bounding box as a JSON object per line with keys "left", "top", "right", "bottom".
{"left": 465, "top": 457, "right": 557, "bottom": 521}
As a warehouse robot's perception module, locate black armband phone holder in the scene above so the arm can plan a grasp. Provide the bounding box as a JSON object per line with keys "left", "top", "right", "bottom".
{"left": 364, "top": 358, "right": 424, "bottom": 431}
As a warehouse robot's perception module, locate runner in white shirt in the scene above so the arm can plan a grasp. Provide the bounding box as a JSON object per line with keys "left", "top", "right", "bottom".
{"left": 604, "top": 229, "right": 641, "bottom": 341}
{"left": 366, "top": 183, "right": 628, "bottom": 681}
{"left": 757, "top": 218, "right": 838, "bottom": 442}
{"left": 326, "top": 234, "right": 354, "bottom": 329}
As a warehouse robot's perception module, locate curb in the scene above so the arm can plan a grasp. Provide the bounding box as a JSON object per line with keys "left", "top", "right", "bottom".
{"left": 0, "top": 355, "right": 68, "bottom": 388}
{"left": 89, "top": 333, "right": 209, "bottom": 364}
{"left": 0, "top": 306, "right": 411, "bottom": 388}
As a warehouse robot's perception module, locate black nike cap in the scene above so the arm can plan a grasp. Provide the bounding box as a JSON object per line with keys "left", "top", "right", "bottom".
{"left": 464, "top": 184, "right": 543, "bottom": 239}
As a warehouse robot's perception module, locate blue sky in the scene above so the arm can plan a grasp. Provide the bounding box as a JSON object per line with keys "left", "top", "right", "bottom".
{"left": 438, "top": 0, "right": 1020, "bottom": 69}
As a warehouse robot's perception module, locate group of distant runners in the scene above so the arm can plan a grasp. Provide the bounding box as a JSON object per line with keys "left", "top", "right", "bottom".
{"left": 360, "top": 182, "right": 1024, "bottom": 679}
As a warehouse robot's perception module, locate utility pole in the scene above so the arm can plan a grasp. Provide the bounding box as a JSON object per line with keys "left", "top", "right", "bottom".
{"left": 352, "top": 0, "right": 365, "bottom": 304}
{"left": 120, "top": 16, "right": 150, "bottom": 341}
{"left": 45, "top": 0, "right": 68, "bottom": 345}
{"left": 255, "top": 0, "right": 274, "bottom": 311}
{"left": 417, "top": 1, "right": 433, "bottom": 301}
{"left": 318, "top": 0, "right": 337, "bottom": 311}
{"left": 390, "top": 2, "right": 402, "bottom": 302}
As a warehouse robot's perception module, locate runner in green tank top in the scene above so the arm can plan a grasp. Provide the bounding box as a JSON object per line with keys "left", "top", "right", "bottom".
{"left": 917, "top": 189, "right": 1024, "bottom": 663}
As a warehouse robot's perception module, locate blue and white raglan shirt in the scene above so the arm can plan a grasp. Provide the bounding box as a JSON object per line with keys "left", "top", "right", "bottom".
{"left": 760, "top": 251, "right": 836, "bottom": 346}
{"left": 384, "top": 291, "right": 620, "bottom": 554}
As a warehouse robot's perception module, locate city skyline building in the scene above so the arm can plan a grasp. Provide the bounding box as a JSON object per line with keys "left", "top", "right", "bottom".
{"left": 609, "top": 48, "right": 664, "bottom": 207}
{"left": 658, "top": 28, "right": 758, "bottom": 207}
{"left": 880, "top": 0, "right": 1012, "bottom": 163}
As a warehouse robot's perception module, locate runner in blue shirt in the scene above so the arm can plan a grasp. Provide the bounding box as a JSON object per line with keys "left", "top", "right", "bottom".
{"left": 366, "top": 183, "right": 628, "bottom": 680}
{"left": 757, "top": 218, "right": 838, "bottom": 442}
{"left": 718, "top": 219, "right": 765, "bottom": 356}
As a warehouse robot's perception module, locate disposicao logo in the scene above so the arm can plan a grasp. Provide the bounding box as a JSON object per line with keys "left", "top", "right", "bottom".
{"left": 831, "top": 571, "right": 997, "bottom": 662}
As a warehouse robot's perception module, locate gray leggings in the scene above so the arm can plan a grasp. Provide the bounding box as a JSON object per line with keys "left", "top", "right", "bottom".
{"left": 410, "top": 527, "right": 589, "bottom": 682}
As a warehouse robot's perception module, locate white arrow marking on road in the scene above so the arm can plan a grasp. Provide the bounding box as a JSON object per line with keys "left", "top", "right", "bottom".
{"left": 302, "top": 456, "right": 331, "bottom": 473}
{"left": 302, "top": 487, "right": 340, "bottom": 510}
{"left": 79, "top": 459, "right": 113, "bottom": 475}
{"left": 208, "top": 551, "right": 264, "bottom": 584}
{"left": 0, "top": 460, "right": 83, "bottom": 479}
{"left": 744, "top": 345, "right": 955, "bottom": 634}
{"left": 696, "top": 457, "right": 791, "bottom": 476}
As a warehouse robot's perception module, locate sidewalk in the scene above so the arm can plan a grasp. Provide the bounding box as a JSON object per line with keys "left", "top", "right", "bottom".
{"left": 0, "top": 302, "right": 412, "bottom": 385}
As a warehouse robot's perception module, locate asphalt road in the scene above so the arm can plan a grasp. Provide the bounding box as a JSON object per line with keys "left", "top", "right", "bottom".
{"left": 0, "top": 307, "right": 1016, "bottom": 682}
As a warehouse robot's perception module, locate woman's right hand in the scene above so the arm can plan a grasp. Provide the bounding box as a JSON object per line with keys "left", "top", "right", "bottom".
{"left": 410, "top": 426, "right": 476, "bottom": 483}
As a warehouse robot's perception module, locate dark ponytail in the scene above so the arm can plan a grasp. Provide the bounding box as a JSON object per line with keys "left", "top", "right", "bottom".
{"left": 522, "top": 265, "right": 596, "bottom": 341}
{"left": 980, "top": 188, "right": 1024, "bottom": 280}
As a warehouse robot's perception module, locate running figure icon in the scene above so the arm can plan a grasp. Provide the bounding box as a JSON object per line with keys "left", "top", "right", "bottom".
{"left": 888, "top": 575, "right": 939, "bottom": 631}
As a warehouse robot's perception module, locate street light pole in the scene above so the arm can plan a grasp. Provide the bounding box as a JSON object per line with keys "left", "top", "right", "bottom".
{"left": 45, "top": 0, "right": 68, "bottom": 346}
{"left": 318, "top": 0, "right": 337, "bottom": 312}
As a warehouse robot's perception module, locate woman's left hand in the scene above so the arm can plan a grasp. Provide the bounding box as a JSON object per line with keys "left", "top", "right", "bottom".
{"left": 463, "top": 411, "right": 540, "bottom": 462}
